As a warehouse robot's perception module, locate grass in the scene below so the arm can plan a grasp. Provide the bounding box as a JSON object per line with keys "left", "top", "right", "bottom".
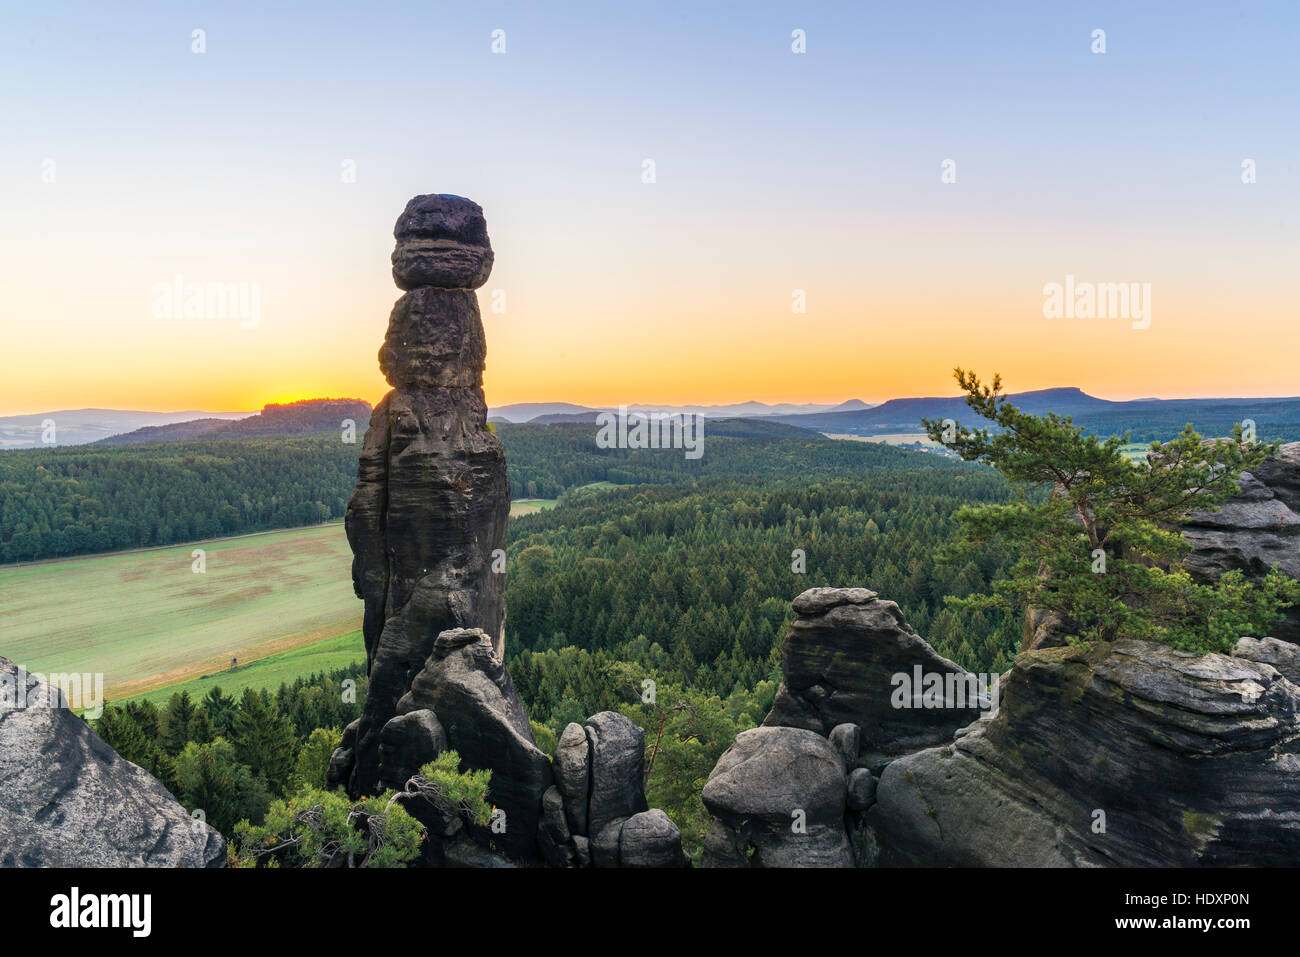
{"left": 124, "top": 629, "right": 365, "bottom": 707}
{"left": 510, "top": 498, "right": 558, "bottom": 516}
{"left": 0, "top": 524, "right": 360, "bottom": 699}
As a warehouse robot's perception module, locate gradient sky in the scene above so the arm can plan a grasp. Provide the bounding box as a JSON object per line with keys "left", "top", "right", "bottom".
{"left": 2, "top": 0, "right": 1297, "bottom": 415}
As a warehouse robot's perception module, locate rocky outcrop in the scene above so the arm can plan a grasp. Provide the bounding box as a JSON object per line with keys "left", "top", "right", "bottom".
{"left": 341, "top": 194, "right": 509, "bottom": 798}
{"left": 397, "top": 628, "right": 551, "bottom": 859}
{"left": 1184, "top": 442, "right": 1300, "bottom": 641}
{"left": 0, "top": 658, "right": 226, "bottom": 867}
{"left": 868, "top": 639, "right": 1300, "bottom": 866}
{"left": 701, "top": 587, "right": 992, "bottom": 867}
{"left": 540, "top": 711, "right": 685, "bottom": 868}
{"left": 704, "top": 549, "right": 1300, "bottom": 868}
{"left": 584, "top": 710, "right": 650, "bottom": 834}
{"left": 764, "top": 588, "right": 988, "bottom": 766}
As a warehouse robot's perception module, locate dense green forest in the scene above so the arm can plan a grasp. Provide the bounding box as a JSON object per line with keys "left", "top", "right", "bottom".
{"left": 65, "top": 419, "right": 1023, "bottom": 858}
{"left": 96, "top": 668, "right": 366, "bottom": 837}
{"left": 0, "top": 438, "right": 357, "bottom": 561}
{"left": 1, "top": 417, "right": 974, "bottom": 564}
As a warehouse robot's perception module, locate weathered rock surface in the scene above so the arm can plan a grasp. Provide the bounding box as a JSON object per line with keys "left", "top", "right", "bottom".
{"left": 398, "top": 628, "right": 552, "bottom": 860}
{"left": 0, "top": 658, "right": 226, "bottom": 868}
{"left": 1184, "top": 442, "right": 1300, "bottom": 641}
{"left": 377, "top": 708, "right": 447, "bottom": 790}
{"left": 619, "top": 810, "right": 687, "bottom": 868}
{"left": 765, "top": 588, "right": 987, "bottom": 762}
{"left": 391, "top": 194, "right": 494, "bottom": 291}
{"left": 537, "top": 786, "right": 576, "bottom": 868}
{"left": 554, "top": 721, "right": 591, "bottom": 835}
{"left": 701, "top": 726, "right": 853, "bottom": 868}
{"left": 584, "top": 711, "right": 649, "bottom": 836}
{"left": 1236, "top": 635, "right": 1300, "bottom": 684}
{"left": 846, "top": 768, "right": 877, "bottom": 811}
{"left": 379, "top": 288, "right": 487, "bottom": 391}
{"left": 343, "top": 194, "right": 509, "bottom": 798}
{"left": 868, "top": 640, "right": 1300, "bottom": 866}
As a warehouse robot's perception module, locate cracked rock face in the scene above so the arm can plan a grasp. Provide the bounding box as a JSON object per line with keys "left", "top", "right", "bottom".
{"left": 0, "top": 657, "right": 226, "bottom": 868}
{"left": 342, "top": 194, "right": 509, "bottom": 798}
{"left": 868, "top": 640, "right": 1300, "bottom": 866}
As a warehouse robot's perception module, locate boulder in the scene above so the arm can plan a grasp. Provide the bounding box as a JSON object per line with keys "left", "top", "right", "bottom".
{"left": 701, "top": 726, "right": 853, "bottom": 868}
{"left": 584, "top": 711, "right": 648, "bottom": 836}
{"left": 619, "top": 810, "right": 686, "bottom": 868}
{"left": 572, "top": 835, "right": 591, "bottom": 867}
{"left": 398, "top": 628, "right": 551, "bottom": 860}
{"left": 590, "top": 817, "right": 628, "bottom": 868}
{"left": 846, "top": 768, "right": 878, "bottom": 811}
{"left": 378, "top": 709, "right": 447, "bottom": 790}
{"left": 326, "top": 718, "right": 360, "bottom": 792}
{"left": 828, "top": 723, "right": 860, "bottom": 765}
{"left": 1236, "top": 635, "right": 1300, "bottom": 684}
{"left": 0, "top": 658, "right": 225, "bottom": 867}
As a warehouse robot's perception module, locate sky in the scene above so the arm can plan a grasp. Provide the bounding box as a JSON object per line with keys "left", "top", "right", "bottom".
{"left": 1, "top": 0, "right": 1297, "bottom": 415}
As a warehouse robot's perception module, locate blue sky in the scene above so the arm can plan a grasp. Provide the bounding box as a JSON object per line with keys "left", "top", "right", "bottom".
{"left": 2, "top": 1, "right": 1297, "bottom": 411}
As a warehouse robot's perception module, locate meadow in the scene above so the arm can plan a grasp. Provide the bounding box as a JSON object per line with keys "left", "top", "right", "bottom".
{"left": 0, "top": 524, "right": 359, "bottom": 699}
{"left": 124, "top": 628, "right": 365, "bottom": 707}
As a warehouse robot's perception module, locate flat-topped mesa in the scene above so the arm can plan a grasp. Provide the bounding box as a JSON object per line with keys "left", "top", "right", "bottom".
{"left": 340, "top": 194, "right": 510, "bottom": 799}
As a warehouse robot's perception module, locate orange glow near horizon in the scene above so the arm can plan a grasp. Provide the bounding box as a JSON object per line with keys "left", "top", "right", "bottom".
{"left": 5, "top": 277, "right": 1300, "bottom": 416}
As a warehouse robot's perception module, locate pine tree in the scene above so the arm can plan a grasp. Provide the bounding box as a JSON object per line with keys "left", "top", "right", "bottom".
{"left": 924, "top": 368, "right": 1300, "bottom": 651}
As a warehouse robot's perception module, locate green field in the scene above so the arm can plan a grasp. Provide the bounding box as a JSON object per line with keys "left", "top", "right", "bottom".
{"left": 510, "top": 498, "right": 558, "bottom": 516}
{"left": 126, "top": 628, "right": 365, "bottom": 707}
{"left": 0, "top": 524, "right": 360, "bottom": 699}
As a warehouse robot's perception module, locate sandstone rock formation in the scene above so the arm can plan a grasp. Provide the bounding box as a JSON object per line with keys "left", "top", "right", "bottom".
{"left": 341, "top": 194, "right": 510, "bottom": 798}
{"left": 540, "top": 712, "right": 686, "bottom": 868}
{"left": 336, "top": 196, "right": 684, "bottom": 867}
{"left": 0, "top": 657, "right": 226, "bottom": 867}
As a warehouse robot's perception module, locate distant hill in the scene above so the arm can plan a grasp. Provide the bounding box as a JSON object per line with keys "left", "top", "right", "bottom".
{"left": 489, "top": 402, "right": 600, "bottom": 423}
{"left": 766, "top": 387, "right": 1300, "bottom": 443}
{"left": 490, "top": 399, "right": 877, "bottom": 424}
{"left": 94, "top": 399, "right": 372, "bottom": 446}
{"left": 0, "top": 408, "right": 248, "bottom": 449}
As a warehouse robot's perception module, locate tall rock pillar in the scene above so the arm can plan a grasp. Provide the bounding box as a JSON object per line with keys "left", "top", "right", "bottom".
{"left": 343, "top": 194, "right": 509, "bottom": 797}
